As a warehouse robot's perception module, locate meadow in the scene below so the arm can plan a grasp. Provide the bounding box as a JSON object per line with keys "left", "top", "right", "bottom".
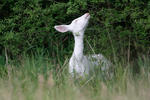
{"left": 0, "top": 53, "right": 149, "bottom": 100}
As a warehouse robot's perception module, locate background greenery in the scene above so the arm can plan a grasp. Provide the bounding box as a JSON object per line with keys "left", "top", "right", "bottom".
{"left": 0, "top": 0, "right": 150, "bottom": 61}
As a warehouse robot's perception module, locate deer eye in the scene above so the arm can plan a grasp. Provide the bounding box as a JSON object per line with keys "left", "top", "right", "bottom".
{"left": 71, "top": 19, "right": 78, "bottom": 24}
{"left": 75, "top": 19, "right": 78, "bottom": 22}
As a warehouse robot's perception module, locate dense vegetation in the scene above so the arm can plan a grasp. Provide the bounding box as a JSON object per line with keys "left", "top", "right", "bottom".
{"left": 0, "top": 0, "right": 150, "bottom": 61}
{"left": 0, "top": 1, "right": 150, "bottom": 100}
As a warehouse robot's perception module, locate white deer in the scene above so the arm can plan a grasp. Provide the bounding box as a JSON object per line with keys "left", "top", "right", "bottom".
{"left": 54, "top": 13, "right": 111, "bottom": 78}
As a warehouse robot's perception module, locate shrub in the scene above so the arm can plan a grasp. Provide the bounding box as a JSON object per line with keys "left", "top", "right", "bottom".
{"left": 0, "top": 0, "right": 149, "bottom": 61}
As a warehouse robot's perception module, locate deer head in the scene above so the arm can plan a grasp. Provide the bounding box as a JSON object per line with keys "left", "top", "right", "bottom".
{"left": 54, "top": 13, "right": 90, "bottom": 36}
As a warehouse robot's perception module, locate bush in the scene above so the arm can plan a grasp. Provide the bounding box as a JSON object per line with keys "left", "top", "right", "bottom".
{"left": 0, "top": 0, "right": 150, "bottom": 61}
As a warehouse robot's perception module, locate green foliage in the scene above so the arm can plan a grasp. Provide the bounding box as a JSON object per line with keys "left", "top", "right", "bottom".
{"left": 0, "top": 0, "right": 150, "bottom": 61}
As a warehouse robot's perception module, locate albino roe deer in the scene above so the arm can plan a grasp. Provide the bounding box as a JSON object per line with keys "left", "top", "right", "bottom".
{"left": 54, "top": 13, "right": 112, "bottom": 78}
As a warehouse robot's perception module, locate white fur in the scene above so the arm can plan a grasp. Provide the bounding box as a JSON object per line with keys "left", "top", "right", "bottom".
{"left": 54, "top": 13, "right": 111, "bottom": 78}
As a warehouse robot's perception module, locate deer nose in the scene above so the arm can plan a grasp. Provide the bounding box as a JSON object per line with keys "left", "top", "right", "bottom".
{"left": 85, "top": 13, "right": 90, "bottom": 18}
{"left": 86, "top": 13, "right": 90, "bottom": 15}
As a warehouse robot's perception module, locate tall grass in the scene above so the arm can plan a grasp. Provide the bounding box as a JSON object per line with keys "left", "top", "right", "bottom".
{"left": 0, "top": 53, "right": 149, "bottom": 100}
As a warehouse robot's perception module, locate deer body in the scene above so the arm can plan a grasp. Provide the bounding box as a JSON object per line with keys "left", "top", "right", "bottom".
{"left": 54, "top": 13, "right": 111, "bottom": 78}
{"left": 69, "top": 32, "right": 90, "bottom": 76}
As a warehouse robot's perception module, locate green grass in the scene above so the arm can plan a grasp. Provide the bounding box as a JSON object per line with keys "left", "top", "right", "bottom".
{"left": 0, "top": 54, "right": 150, "bottom": 100}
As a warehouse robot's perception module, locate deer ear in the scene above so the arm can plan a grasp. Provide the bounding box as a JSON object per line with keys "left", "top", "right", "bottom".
{"left": 54, "top": 25, "right": 69, "bottom": 33}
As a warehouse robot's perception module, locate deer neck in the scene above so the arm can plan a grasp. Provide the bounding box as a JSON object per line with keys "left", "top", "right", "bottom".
{"left": 72, "top": 31, "right": 84, "bottom": 60}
